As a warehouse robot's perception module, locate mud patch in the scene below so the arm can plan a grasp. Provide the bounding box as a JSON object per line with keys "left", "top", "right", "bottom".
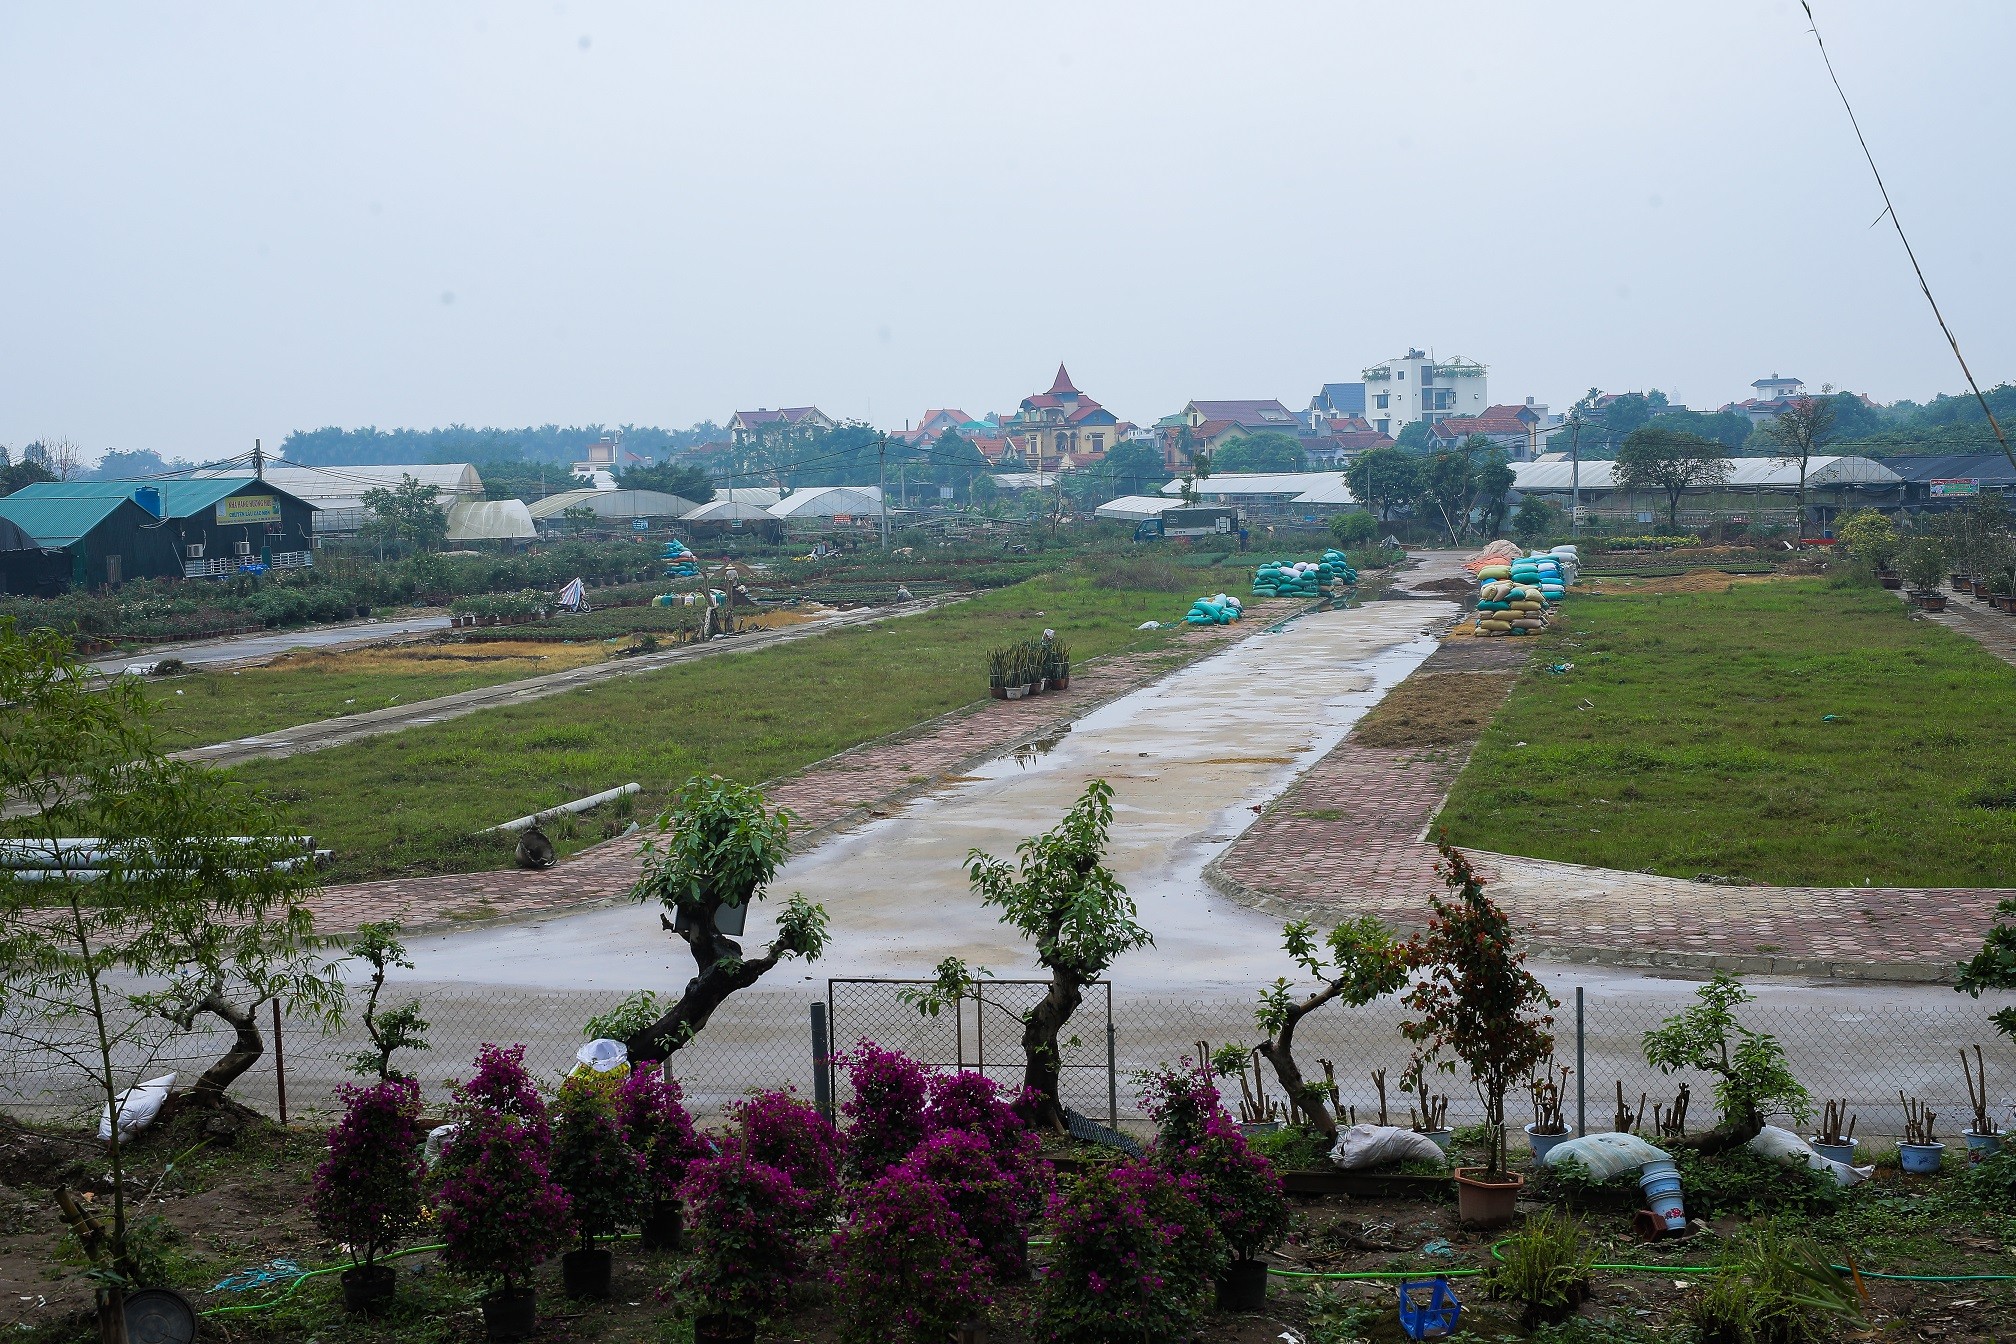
{"left": 1349, "top": 670, "right": 1518, "bottom": 747}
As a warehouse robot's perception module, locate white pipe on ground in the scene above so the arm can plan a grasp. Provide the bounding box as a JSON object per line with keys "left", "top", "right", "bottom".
{"left": 480, "top": 783, "right": 642, "bottom": 836}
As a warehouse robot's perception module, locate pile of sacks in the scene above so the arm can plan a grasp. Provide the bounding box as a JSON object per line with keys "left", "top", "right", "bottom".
{"left": 1251, "top": 549, "right": 1358, "bottom": 599}
{"left": 1184, "top": 593, "right": 1243, "bottom": 626}
{"left": 1472, "top": 546, "right": 1577, "bottom": 637}
{"left": 661, "top": 539, "right": 700, "bottom": 579}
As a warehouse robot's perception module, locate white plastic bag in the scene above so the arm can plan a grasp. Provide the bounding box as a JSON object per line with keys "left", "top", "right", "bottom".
{"left": 99, "top": 1073, "right": 175, "bottom": 1141}
{"left": 1329, "top": 1123, "right": 1448, "bottom": 1170}
{"left": 1542, "top": 1131, "right": 1669, "bottom": 1180}
{"left": 1137, "top": 621, "right": 1162, "bottom": 630}
{"left": 1747, "top": 1125, "right": 1871, "bottom": 1187}
{"left": 423, "top": 1123, "right": 460, "bottom": 1169}
{"left": 575, "top": 1038, "right": 629, "bottom": 1073}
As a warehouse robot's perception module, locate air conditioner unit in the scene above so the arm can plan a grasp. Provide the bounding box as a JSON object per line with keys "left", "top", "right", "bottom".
{"left": 185, "top": 543, "right": 205, "bottom": 560}
{"left": 310, "top": 536, "right": 322, "bottom": 550}
{"left": 234, "top": 540, "right": 253, "bottom": 557}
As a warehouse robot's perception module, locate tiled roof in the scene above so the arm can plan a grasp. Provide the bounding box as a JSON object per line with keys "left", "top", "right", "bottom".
{"left": 1046, "top": 364, "right": 1080, "bottom": 396}
{"left": 1186, "top": 399, "right": 1298, "bottom": 427}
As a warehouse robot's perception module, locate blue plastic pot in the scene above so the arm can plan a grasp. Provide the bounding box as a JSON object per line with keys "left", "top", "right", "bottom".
{"left": 1525, "top": 1123, "right": 1573, "bottom": 1166}
{"left": 1899, "top": 1141, "right": 1945, "bottom": 1174}
{"left": 1809, "top": 1138, "right": 1858, "bottom": 1166}
{"left": 1638, "top": 1159, "right": 1686, "bottom": 1232}
{"left": 1963, "top": 1131, "right": 2004, "bottom": 1158}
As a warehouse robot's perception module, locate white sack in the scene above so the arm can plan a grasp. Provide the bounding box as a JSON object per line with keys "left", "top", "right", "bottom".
{"left": 1329, "top": 1123, "right": 1448, "bottom": 1170}
{"left": 1747, "top": 1124, "right": 1872, "bottom": 1187}
{"left": 98, "top": 1073, "right": 175, "bottom": 1142}
{"left": 1542, "top": 1130, "right": 1669, "bottom": 1181}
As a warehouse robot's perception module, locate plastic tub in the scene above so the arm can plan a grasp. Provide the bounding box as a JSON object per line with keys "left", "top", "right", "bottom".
{"left": 1638, "top": 1159, "right": 1686, "bottom": 1231}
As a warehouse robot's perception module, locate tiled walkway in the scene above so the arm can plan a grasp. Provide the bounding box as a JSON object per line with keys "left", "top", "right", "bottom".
{"left": 1208, "top": 623, "right": 2008, "bottom": 983}
{"left": 307, "top": 604, "right": 1293, "bottom": 934}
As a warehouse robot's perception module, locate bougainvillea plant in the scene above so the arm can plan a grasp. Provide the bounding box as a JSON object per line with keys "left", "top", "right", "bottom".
{"left": 433, "top": 1111, "right": 573, "bottom": 1293}
{"left": 837, "top": 1040, "right": 930, "bottom": 1181}
{"left": 902, "top": 1128, "right": 1030, "bottom": 1278}
{"left": 1158, "top": 1111, "right": 1290, "bottom": 1262}
{"left": 679, "top": 1149, "right": 819, "bottom": 1326}
{"left": 925, "top": 1070, "right": 1046, "bottom": 1196}
{"left": 731, "top": 1088, "right": 840, "bottom": 1214}
{"left": 1036, "top": 1159, "right": 1225, "bottom": 1344}
{"left": 1138, "top": 1057, "right": 1224, "bottom": 1152}
{"left": 617, "top": 1062, "right": 707, "bottom": 1203}
{"left": 309, "top": 1077, "right": 426, "bottom": 1270}
{"left": 832, "top": 1167, "right": 993, "bottom": 1343}
{"left": 456, "top": 1042, "right": 551, "bottom": 1143}
{"left": 550, "top": 1069, "right": 649, "bottom": 1250}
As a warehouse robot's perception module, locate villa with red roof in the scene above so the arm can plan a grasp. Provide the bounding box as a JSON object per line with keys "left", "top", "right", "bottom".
{"left": 1005, "top": 365, "right": 1126, "bottom": 471}
{"left": 728, "top": 405, "right": 837, "bottom": 447}
{"left": 1426, "top": 402, "right": 1550, "bottom": 458}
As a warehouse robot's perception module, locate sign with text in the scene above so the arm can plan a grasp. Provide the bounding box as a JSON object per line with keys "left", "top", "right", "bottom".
{"left": 216, "top": 494, "right": 282, "bottom": 524}
{"left": 1929, "top": 478, "right": 1980, "bottom": 498}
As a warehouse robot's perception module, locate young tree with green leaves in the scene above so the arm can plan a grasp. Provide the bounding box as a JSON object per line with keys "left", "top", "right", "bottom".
{"left": 1614, "top": 427, "right": 1733, "bottom": 531}
{"left": 1253, "top": 916, "right": 1407, "bottom": 1139}
{"left": 1347, "top": 446, "right": 1418, "bottom": 523}
{"left": 622, "top": 775, "right": 828, "bottom": 1062}
{"left": 1513, "top": 497, "right": 1564, "bottom": 546}
{"left": 1956, "top": 899, "right": 2016, "bottom": 1046}
{"left": 618, "top": 460, "right": 717, "bottom": 503}
{"left": 1759, "top": 396, "right": 1836, "bottom": 534}
{"left": 0, "top": 621, "right": 341, "bottom": 1342}
{"left": 1416, "top": 447, "right": 1479, "bottom": 544}
{"left": 926, "top": 781, "right": 1150, "bottom": 1131}
{"left": 1473, "top": 447, "right": 1515, "bottom": 536}
{"left": 1642, "top": 973, "right": 1811, "bottom": 1155}
{"left": 1211, "top": 431, "right": 1306, "bottom": 474}
{"left": 345, "top": 921, "right": 431, "bottom": 1082}
{"left": 360, "top": 473, "right": 448, "bottom": 554}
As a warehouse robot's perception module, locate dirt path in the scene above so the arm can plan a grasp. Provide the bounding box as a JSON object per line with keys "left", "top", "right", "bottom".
{"left": 89, "top": 611, "right": 452, "bottom": 674}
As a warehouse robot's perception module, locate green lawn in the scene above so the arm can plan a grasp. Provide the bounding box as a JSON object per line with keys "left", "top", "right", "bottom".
{"left": 1438, "top": 579, "right": 2016, "bottom": 887}
{"left": 233, "top": 574, "right": 1214, "bottom": 882}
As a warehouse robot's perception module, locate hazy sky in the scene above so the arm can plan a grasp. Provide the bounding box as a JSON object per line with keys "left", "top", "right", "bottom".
{"left": 5, "top": 1, "right": 2014, "bottom": 463}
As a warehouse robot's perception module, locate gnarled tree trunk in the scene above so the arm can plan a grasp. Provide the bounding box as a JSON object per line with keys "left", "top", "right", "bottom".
{"left": 186, "top": 991, "right": 265, "bottom": 1109}
{"left": 626, "top": 908, "right": 787, "bottom": 1063}
{"left": 1255, "top": 980, "right": 1347, "bottom": 1140}
{"left": 1020, "top": 970, "right": 1083, "bottom": 1134}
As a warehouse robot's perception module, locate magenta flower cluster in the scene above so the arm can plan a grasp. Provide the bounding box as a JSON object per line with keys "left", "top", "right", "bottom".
{"left": 679, "top": 1146, "right": 820, "bottom": 1323}
{"left": 1157, "top": 1110, "right": 1290, "bottom": 1261}
{"left": 730, "top": 1088, "right": 840, "bottom": 1213}
{"left": 836, "top": 1040, "right": 930, "bottom": 1181}
{"left": 831, "top": 1162, "right": 995, "bottom": 1343}
{"left": 309, "top": 1076, "right": 425, "bottom": 1269}
{"left": 1036, "top": 1160, "right": 1226, "bottom": 1344}
{"left": 617, "top": 1062, "right": 708, "bottom": 1203}
{"left": 1138, "top": 1057, "right": 1224, "bottom": 1151}
{"left": 432, "top": 1043, "right": 573, "bottom": 1293}
{"left": 902, "top": 1128, "right": 1029, "bottom": 1278}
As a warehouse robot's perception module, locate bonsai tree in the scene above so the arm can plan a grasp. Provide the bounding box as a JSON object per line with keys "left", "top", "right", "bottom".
{"left": 0, "top": 621, "right": 342, "bottom": 1343}
{"left": 1956, "top": 897, "right": 2016, "bottom": 1045}
{"left": 832, "top": 1166, "right": 994, "bottom": 1344}
{"left": 1401, "top": 842, "right": 1557, "bottom": 1176}
{"left": 433, "top": 1046, "right": 573, "bottom": 1312}
{"left": 924, "top": 781, "right": 1151, "bottom": 1131}
{"left": 1641, "top": 972, "right": 1811, "bottom": 1155}
{"left": 1899, "top": 535, "right": 1948, "bottom": 595}
{"left": 623, "top": 775, "right": 830, "bottom": 1061}
{"left": 679, "top": 1148, "right": 820, "bottom": 1336}
{"left": 1036, "top": 1160, "right": 1224, "bottom": 1343}
{"left": 1253, "top": 915, "right": 1408, "bottom": 1139}
{"left": 836, "top": 1041, "right": 930, "bottom": 1181}
{"left": 309, "top": 1077, "right": 426, "bottom": 1304}
{"left": 344, "top": 921, "right": 430, "bottom": 1082}
{"left": 550, "top": 1069, "right": 649, "bottom": 1261}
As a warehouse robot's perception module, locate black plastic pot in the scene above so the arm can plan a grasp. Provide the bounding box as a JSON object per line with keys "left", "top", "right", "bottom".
{"left": 561, "top": 1247, "right": 613, "bottom": 1300}
{"left": 481, "top": 1287, "right": 537, "bottom": 1341}
{"left": 340, "top": 1264, "right": 397, "bottom": 1315}
{"left": 1215, "top": 1257, "right": 1270, "bottom": 1311}
{"left": 695, "top": 1313, "right": 759, "bottom": 1344}
{"left": 640, "top": 1199, "right": 683, "bottom": 1251}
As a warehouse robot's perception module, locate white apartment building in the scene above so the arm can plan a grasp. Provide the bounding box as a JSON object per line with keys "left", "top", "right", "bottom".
{"left": 1360, "top": 349, "right": 1489, "bottom": 437}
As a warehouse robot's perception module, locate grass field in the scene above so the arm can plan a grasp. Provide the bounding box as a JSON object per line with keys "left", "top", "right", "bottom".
{"left": 232, "top": 574, "right": 1223, "bottom": 882}
{"left": 1438, "top": 578, "right": 2016, "bottom": 887}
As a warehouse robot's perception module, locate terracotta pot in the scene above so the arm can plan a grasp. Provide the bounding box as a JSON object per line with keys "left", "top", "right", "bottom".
{"left": 1452, "top": 1167, "right": 1524, "bottom": 1227}
{"left": 1918, "top": 594, "right": 1948, "bottom": 612}
{"left": 989, "top": 685, "right": 1006, "bottom": 699}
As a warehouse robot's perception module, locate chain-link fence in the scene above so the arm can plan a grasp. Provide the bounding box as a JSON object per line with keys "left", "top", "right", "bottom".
{"left": 5, "top": 980, "right": 2011, "bottom": 1146}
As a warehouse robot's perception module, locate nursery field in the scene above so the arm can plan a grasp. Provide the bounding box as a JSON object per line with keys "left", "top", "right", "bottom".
{"left": 1438, "top": 578, "right": 2016, "bottom": 888}
{"left": 225, "top": 573, "right": 1223, "bottom": 882}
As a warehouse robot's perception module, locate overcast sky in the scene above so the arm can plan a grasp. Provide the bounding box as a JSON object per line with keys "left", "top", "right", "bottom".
{"left": 4, "top": 1, "right": 2013, "bottom": 463}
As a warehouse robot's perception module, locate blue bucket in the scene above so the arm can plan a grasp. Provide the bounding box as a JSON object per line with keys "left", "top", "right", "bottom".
{"left": 1525, "top": 1123, "right": 1573, "bottom": 1166}
{"left": 1899, "top": 1141, "right": 1945, "bottom": 1174}
{"left": 1638, "top": 1159, "right": 1686, "bottom": 1231}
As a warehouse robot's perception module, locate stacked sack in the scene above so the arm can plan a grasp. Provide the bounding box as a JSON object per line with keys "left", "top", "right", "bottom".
{"left": 661, "top": 539, "right": 701, "bottom": 579}
{"left": 1472, "top": 546, "right": 1578, "bottom": 637}
{"left": 1251, "top": 549, "right": 1358, "bottom": 599}
{"left": 1184, "top": 593, "right": 1244, "bottom": 625}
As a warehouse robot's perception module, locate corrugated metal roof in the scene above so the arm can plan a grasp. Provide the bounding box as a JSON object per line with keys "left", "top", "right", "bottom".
{"left": 15, "top": 477, "right": 315, "bottom": 516}
{"left": 0, "top": 494, "right": 128, "bottom": 546}
{"left": 1879, "top": 453, "right": 2016, "bottom": 485}
{"left": 1092, "top": 495, "right": 1173, "bottom": 521}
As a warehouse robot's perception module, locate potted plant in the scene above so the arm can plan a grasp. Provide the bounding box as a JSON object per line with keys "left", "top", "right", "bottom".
{"left": 618, "top": 1062, "right": 706, "bottom": 1250}
{"left": 1034, "top": 1161, "right": 1225, "bottom": 1341}
{"left": 1161, "top": 1111, "right": 1290, "bottom": 1313}
{"left": 1810, "top": 1098, "right": 1858, "bottom": 1166}
{"left": 1961, "top": 1045, "right": 2003, "bottom": 1157}
{"left": 986, "top": 648, "right": 1010, "bottom": 699}
{"left": 1642, "top": 974, "right": 1811, "bottom": 1157}
{"left": 1404, "top": 1051, "right": 1453, "bottom": 1152}
{"left": 1899, "top": 1092, "right": 1944, "bottom": 1173}
{"left": 551, "top": 1069, "right": 648, "bottom": 1299}
{"left": 904, "top": 1128, "right": 1034, "bottom": 1281}
{"left": 433, "top": 1047, "right": 573, "bottom": 1341}
{"left": 679, "top": 1149, "right": 820, "bottom": 1344}
{"left": 1485, "top": 1208, "right": 1594, "bottom": 1328}
{"left": 1401, "top": 843, "right": 1557, "bottom": 1227}
{"left": 831, "top": 1165, "right": 994, "bottom": 1344}
{"left": 1004, "top": 644, "right": 1028, "bottom": 699}
{"left": 309, "top": 1077, "right": 426, "bottom": 1314}
{"left": 1900, "top": 537, "right": 1949, "bottom": 610}
{"left": 1047, "top": 639, "right": 1071, "bottom": 691}
{"left": 1524, "top": 1060, "right": 1574, "bottom": 1166}
{"left": 730, "top": 1088, "right": 841, "bottom": 1218}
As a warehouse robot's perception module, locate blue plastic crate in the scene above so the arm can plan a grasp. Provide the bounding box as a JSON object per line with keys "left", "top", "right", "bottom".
{"left": 1397, "top": 1276, "right": 1461, "bottom": 1340}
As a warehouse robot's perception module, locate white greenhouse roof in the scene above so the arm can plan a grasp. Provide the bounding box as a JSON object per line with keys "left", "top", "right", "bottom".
{"left": 527, "top": 488, "right": 700, "bottom": 520}
{"left": 768, "top": 485, "right": 883, "bottom": 518}
{"left": 1510, "top": 455, "right": 1901, "bottom": 493}
{"left": 198, "top": 462, "right": 485, "bottom": 513}
{"left": 1093, "top": 495, "right": 1174, "bottom": 522}
{"left": 683, "top": 498, "right": 775, "bottom": 521}
{"left": 1156, "top": 471, "right": 1359, "bottom": 506}
{"left": 445, "top": 498, "right": 536, "bottom": 542}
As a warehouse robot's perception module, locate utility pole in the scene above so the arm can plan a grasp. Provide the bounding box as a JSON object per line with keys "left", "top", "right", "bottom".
{"left": 876, "top": 433, "right": 890, "bottom": 550}
{"left": 1568, "top": 412, "right": 1583, "bottom": 538}
{"left": 253, "top": 438, "right": 264, "bottom": 481}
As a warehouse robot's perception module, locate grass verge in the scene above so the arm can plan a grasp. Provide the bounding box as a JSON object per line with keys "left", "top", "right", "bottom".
{"left": 1438, "top": 578, "right": 2016, "bottom": 887}
{"left": 231, "top": 574, "right": 1224, "bottom": 883}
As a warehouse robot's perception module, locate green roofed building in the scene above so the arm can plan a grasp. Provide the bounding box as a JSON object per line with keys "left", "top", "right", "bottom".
{"left": 0, "top": 477, "right": 317, "bottom": 590}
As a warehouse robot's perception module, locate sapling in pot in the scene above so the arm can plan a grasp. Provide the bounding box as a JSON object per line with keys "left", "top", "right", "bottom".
{"left": 617, "top": 1063, "right": 706, "bottom": 1249}
{"left": 1899, "top": 1092, "right": 1944, "bottom": 1173}
{"left": 550, "top": 1069, "right": 648, "bottom": 1299}
{"left": 831, "top": 1164, "right": 994, "bottom": 1344}
{"left": 1642, "top": 972, "right": 1811, "bottom": 1156}
{"left": 1813, "top": 1098, "right": 1856, "bottom": 1162}
{"left": 309, "top": 1078, "right": 427, "bottom": 1313}
{"left": 679, "top": 1149, "right": 819, "bottom": 1344}
{"left": 1962, "top": 1045, "right": 2002, "bottom": 1150}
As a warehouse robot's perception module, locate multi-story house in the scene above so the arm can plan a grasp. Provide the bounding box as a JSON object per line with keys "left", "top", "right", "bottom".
{"left": 1005, "top": 366, "right": 1126, "bottom": 471}
{"left": 1359, "top": 350, "right": 1488, "bottom": 437}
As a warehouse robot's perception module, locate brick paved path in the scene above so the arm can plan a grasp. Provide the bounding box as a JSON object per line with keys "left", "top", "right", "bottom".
{"left": 1208, "top": 629, "right": 2008, "bottom": 982}
{"left": 1907, "top": 582, "right": 2016, "bottom": 667}
{"left": 306, "top": 603, "right": 1294, "bottom": 934}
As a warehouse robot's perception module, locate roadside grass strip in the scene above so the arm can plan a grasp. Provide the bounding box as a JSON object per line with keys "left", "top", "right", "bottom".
{"left": 1437, "top": 578, "right": 2016, "bottom": 888}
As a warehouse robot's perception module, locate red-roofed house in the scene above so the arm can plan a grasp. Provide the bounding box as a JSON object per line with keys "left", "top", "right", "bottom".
{"left": 728, "top": 406, "right": 837, "bottom": 447}
{"left": 1302, "top": 415, "right": 1395, "bottom": 467}
{"left": 1005, "top": 365, "right": 1122, "bottom": 471}
{"left": 891, "top": 408, "right": 973, "bottom": 448}
{"left": 1426, "top": 403, "right": 1550, "bottom": 459}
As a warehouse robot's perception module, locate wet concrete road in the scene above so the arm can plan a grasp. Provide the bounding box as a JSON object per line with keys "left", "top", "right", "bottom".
{"left": 90, "top": 613, "right": 452, "bottom": 674}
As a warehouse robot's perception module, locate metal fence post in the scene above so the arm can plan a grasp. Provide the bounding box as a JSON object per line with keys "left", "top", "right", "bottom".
{"left": 1107, "top": 1021, "right": 1119, "bottom": 1128}
{"left": 810, "top": 1000, "right": 833, "bottom": 1123}
{"left": 1575, "top": 986, "right": 1586, "bottom": 1136}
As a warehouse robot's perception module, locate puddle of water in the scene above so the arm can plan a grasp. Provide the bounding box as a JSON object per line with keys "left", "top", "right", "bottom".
{"left": 1011, "top": 724, "right": 1072, "bottom": 768}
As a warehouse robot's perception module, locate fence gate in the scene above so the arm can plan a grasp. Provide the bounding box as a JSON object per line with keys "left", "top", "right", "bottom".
{"left": 824, "top": 978, "right": 1118, "bottom": 1125}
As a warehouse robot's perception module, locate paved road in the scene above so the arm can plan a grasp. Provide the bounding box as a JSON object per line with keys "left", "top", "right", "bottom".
{"left": 90, "top": 613, "right": 452, "bottom": 675}
{"left": 172, "top": 594, "right": 969, "bottom": 769}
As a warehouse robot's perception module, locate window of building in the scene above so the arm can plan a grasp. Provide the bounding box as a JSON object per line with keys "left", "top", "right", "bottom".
{"left": 1089, "top": 434, "right": 1104, "bottom": 452}
{"left": 1376, "top": 419, "right": 1390, "bottom": 435}
{"left": 1397, "top": 370, "right": 1405, "bottom": 380}
{"left": 1375, "top": 393, "right": 1389, "bottom": 409}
